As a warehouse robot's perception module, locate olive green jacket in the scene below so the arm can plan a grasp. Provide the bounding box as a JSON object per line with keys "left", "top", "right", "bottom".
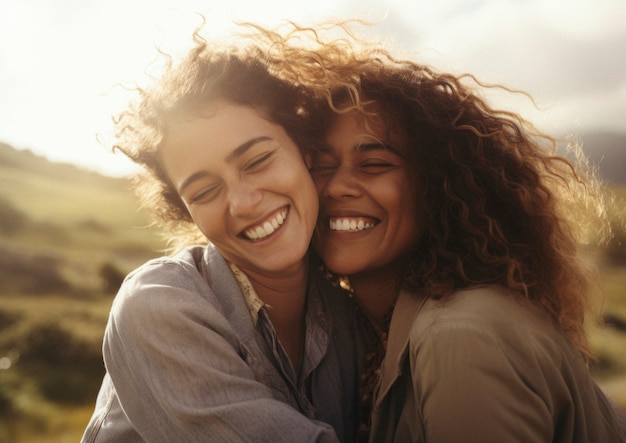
{"left": 369, "top": 285, "right": 626, "bottom": 443}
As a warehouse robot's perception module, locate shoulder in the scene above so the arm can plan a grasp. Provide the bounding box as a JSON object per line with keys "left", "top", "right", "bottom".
{"left": 407, "top": 287, "right": 556, "bottom": 387}
{"left": 104, "top": 244, "right": 254, "bottom": 357}
{"left": 122, "top": 245, "right": 203, "bottom": 284}
{"left": 115, "top": 246, "right": 207, "bottom": 307}
{"left": 415, "top": 285, "right": 552, "bottom": 334}
{"left": 110, "top": 244, "right": 240, "bottom": 325}
{"left": 410, "top": 285, "right": 572, "bottom": 366}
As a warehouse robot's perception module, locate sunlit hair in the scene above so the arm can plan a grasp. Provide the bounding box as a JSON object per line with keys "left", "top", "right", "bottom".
{"left": 112, "top": 26, "right": 324, "bottom": 249}
{"left": 248, "top": 21, "right": 609, "bottom": 360}
{"left": 113, "top": 20, "right": 609, "bottom": 358}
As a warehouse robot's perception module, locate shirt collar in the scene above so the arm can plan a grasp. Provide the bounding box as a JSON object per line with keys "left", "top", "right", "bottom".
{"left": 227, "top": 261, "right": 270, "bottom": 326}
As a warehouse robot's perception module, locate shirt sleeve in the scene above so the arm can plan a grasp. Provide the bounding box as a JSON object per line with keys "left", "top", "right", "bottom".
{"left": 103, "top": 262, "right": 339, "bottom": 443}
{"left": 411, "top": 319, "right": 555, "bottom": 443}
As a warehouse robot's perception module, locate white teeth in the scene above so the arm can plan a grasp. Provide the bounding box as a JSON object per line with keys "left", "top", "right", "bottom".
{"left": 244, "top": 209, "right": 288, "bottom": 240}
{"left": 330, "top": 218, "right": 375, "bottom": 232}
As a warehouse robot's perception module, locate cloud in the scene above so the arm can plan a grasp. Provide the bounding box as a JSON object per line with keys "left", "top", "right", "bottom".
{"left": 0, "top": 0, "right": 623, "bottom": 176}
{"left": 369, "top": 0, "right": 626, "bottom": 133}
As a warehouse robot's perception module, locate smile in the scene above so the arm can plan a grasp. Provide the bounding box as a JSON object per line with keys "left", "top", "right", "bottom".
{"left": 329, "top": 217, "right": 377, "bottom": 232}
{"left": 243, "top": 207, "right": 288, "bottom": 240}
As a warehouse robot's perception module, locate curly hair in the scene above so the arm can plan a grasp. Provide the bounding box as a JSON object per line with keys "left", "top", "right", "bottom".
{"left": 246, "top": 21, "right": 610, "bottom": 359}
{"left": 112, "top": 27, "right": 326, "bottom": 248}
{"left": 112, "top": 20, "right": 608, "bottom": 358}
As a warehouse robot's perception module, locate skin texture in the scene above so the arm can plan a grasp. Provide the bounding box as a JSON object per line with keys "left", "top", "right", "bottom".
{"left": 160, "top": 100, "right": 320, "bottom": 366}
{"left": 161, "top": 100, "right": 319, "bottom": 283}
{"left": 312, "top": 109, "right": 424, "bottom": 328}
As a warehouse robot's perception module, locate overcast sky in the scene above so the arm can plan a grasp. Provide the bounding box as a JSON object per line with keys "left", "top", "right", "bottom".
{"left": 1, "top": 0, "right": 625, "bottom": 176}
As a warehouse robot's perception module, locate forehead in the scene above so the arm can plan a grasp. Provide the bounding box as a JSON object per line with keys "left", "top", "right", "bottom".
{"left": 165, "top": 101, "right": 269, "bottom": 139}
{"left": 159, "top": 101, "right": 297, "bottom": 183}
{"left": 161, "top": 101, "right": 296, "bottom": 162}
{"left": 325, "top": 108, "right": 406, "bottom": 155}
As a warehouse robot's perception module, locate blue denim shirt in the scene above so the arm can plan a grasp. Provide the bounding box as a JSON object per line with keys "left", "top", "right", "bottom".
{"left": 81, "top": 245, "right": 363, "bottom": 442}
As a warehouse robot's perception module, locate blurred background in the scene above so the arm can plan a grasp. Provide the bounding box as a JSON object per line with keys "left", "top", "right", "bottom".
{"left": 0, "top": 0, "right": 624, "bottom": 441}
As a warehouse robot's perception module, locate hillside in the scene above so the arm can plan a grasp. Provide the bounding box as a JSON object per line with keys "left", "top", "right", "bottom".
{"left": 0, "top": 142, "right": 165, "bottom": 296}
{"left": 0, "top": 142, "right": 125, "bottom": 189}
{"left": 0, "top": 143, "right": 172, "bottom": 441}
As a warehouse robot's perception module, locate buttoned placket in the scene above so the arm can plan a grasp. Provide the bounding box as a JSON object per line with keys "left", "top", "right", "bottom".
{"left": 257, "top": 307, "right": 318, "bottom": 418}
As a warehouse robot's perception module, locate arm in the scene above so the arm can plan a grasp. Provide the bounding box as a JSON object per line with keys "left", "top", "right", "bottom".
{"left": 104, "top": 262, "right": 339, "bottom": 443}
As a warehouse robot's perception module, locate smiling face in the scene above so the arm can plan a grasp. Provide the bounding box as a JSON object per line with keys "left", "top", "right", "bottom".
{"left": 160, "top": 100, "right": 318, "bottom": 279}
{"left": 312, "top": 108, "right": 424, "bottom": 279}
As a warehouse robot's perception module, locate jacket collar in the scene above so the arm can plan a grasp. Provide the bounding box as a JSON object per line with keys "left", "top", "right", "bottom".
{"left": 374, "top": 289, "right": 428, "bottom": 407}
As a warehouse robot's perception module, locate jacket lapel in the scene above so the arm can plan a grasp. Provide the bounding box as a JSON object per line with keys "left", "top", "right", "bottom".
{"left": 374, "top": 289, "right": 428, "bottom": 407}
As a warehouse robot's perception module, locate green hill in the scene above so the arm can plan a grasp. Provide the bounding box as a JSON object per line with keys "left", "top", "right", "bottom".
{"left": 0, "top": 142, "right": 166, "bottom": 296}
{"left": 0, "top": 142, "right": 171, "bottom": 442}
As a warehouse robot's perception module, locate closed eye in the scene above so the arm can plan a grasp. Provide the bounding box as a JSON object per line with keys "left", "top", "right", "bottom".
{"left": 357, "top": 161, "right": 400, "bottom": 175}
{"left": 189, "top": 183, "right": 221, "bottom": 204}
{"left": 244, "top": 151, "right": 274, "bottom": 172}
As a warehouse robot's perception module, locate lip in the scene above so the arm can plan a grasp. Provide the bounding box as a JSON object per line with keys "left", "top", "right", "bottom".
{"left": 240, "top": 206, "right": 289, "bottom": 241}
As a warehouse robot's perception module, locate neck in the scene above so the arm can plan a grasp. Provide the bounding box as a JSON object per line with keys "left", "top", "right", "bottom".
{"left": 350, "top": 265, "right": 402, "bottom": 332}
{"left": 245, "top": 260, "right": 308, "bottom": 370}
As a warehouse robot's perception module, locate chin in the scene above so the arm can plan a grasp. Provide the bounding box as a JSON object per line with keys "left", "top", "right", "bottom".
{"left": 323, "top": 258, "right": 361, "bottom": 276}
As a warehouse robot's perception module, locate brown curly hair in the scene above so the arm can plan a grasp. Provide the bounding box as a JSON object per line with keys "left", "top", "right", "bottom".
{"left": 112, "top": 27, "right": 326, "bottom": 248}
{"left": 246, "top": 21, "right": 609, "bottom": 359}
{"left": 112, "top": 20, "right": 608, "bottom": 358}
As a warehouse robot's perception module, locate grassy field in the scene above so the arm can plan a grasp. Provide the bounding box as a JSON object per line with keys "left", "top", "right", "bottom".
{"left": 0, "top": 144, "right": 625, "bottom": 442}
{"left": 0, "top": 144, "right": 166, "bottom": 442}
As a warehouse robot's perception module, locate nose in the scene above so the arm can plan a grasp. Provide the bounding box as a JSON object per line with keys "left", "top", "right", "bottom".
{"left": 228, "top": 183, "right": 263, "bottom": 217}
{"left": 319, "top": 167, "right": 362, "bottom": 200}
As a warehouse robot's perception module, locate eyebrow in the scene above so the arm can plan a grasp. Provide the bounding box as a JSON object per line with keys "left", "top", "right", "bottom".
{"left": 357, "top": 142, "right": 393, "bottom": 153}
{"left": 225, "top": 136, "right": 272, "bottom": 162}
{"left": 177, "top": 136, "right": 273, "bottom": 195}
{"left": 319, "top": 142, "right": 405, "bottom": 157}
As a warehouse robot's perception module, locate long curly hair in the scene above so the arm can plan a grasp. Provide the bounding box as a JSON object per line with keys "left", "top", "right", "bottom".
{"left": 112, "top": 27, "right": 325, "bottom": 248}
{"left": 113, "top": 20, "right": 608, "bottom": 358}
{"left": 247, "top": 21, "right": 610, "bottom": 359}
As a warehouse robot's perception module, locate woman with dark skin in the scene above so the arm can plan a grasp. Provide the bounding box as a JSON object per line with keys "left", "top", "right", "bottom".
{"left": 265, "top": 22, "right": 626, "bottom": 443}
{"left": 81, "top": 21, "right": 624, "bottom": 442}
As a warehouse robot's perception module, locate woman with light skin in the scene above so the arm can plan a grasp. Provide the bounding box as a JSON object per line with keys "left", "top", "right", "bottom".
{"left": 81, "top": 31, "right": 362, "bottom": 443}
{"left": 267, "top": 23, "right": 626, "bottom": 443}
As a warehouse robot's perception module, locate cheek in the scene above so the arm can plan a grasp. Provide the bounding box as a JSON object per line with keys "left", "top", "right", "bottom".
{"left": 276, "top": 157, "right": 319, "bottom": 224}
{"left": 299, "top": 177, "right": 321, "bottom": 226}
{"left": 379, "top": 175, "right": 423, "bottom": 235}
{"left": 188, "top": 206, "right": 221, "bottom": 237}
{"left": 369, "top": 176, "right": 409, "bottom": 211}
